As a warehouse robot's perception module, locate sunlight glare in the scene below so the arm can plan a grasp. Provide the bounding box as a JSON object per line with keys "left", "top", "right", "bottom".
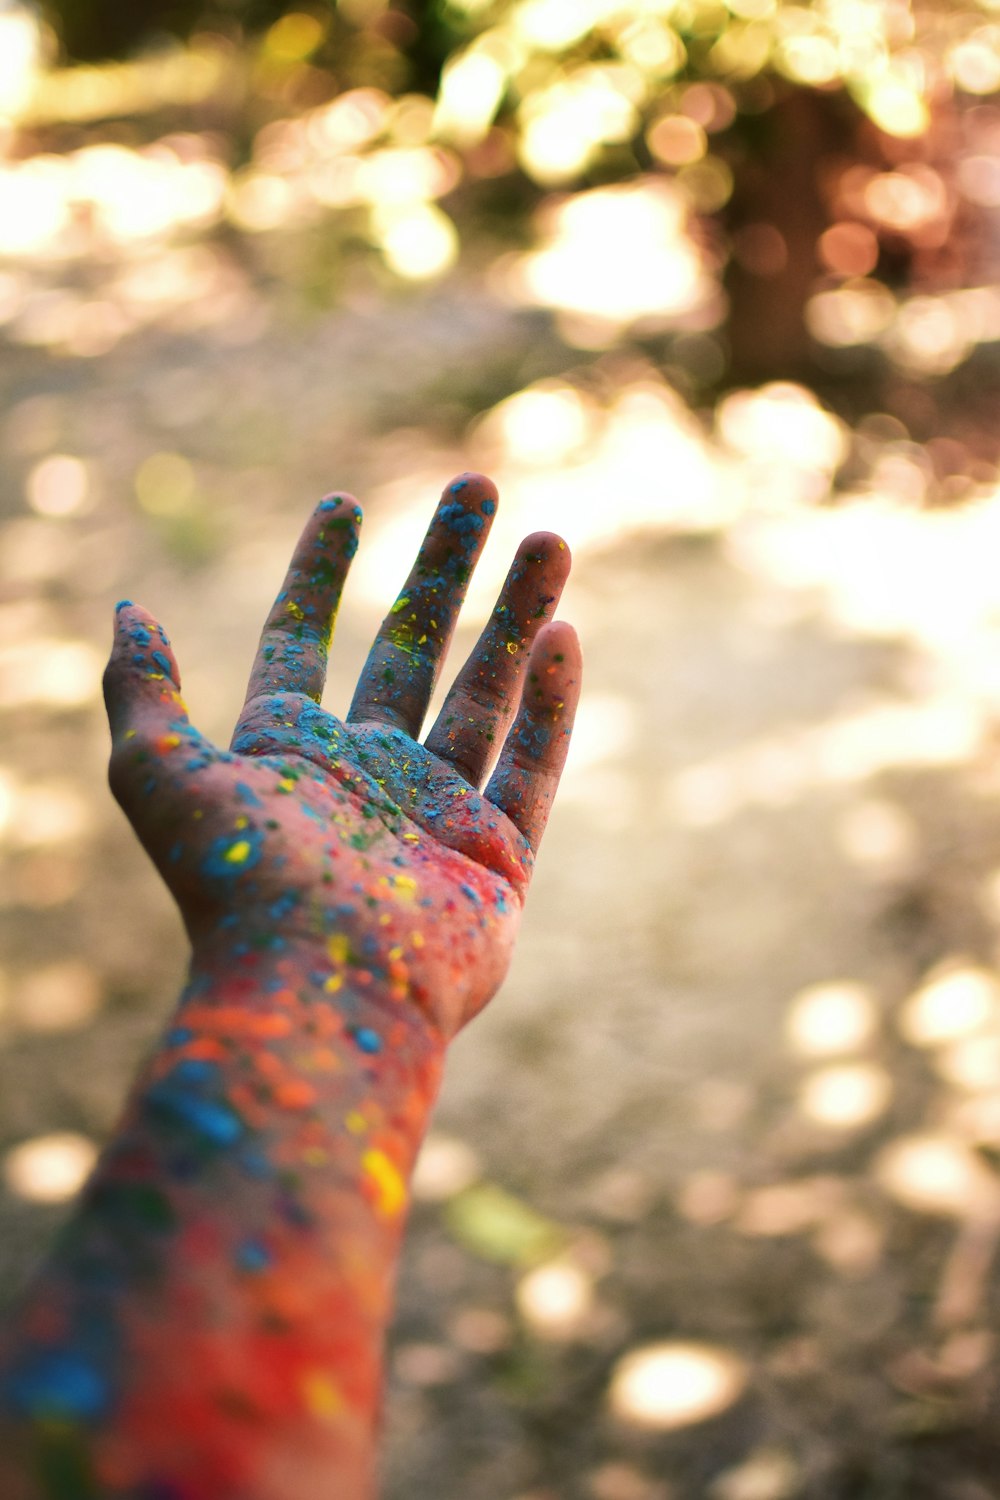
{"left": 516, "top": 1257, "right": 594, "bottom": 1338}
{"left": 608, "top": 1342, "right": 748, "bottom": 1430}
{"left": 899, "top": 964, "right": 999, "bottom": 1050}
{"left": 3, "top": 1131, "right": 98, "bottom": 1203}
{"left": 876, "top": 1133, "right": 1000, "bottom": 1221}
{"left": 509, "top": 179, "right": 710, "bottom": 331}
{"left": 798, "top": 1063, "right": 892, "bottom": 1129}
{"left": 785, "top": 981, "right": 878, "bottom": 1058}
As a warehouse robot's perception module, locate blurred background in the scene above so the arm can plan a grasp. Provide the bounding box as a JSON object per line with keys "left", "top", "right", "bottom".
{"left": 2, "top": 1, "right": 1000, "bottom": 1496}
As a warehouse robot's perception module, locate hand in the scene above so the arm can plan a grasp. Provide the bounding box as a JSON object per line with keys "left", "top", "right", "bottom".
{"left": 102, "top": 473, "right": 581, "bottom": 1039}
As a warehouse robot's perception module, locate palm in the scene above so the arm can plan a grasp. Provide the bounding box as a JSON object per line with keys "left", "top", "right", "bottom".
{"left": 105, "top": 475, "right": 580, "bottom": 1038}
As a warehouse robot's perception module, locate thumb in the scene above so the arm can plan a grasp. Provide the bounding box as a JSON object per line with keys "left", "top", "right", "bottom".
{"left": 103, "top": 600, "right": 190, "bottom": 745}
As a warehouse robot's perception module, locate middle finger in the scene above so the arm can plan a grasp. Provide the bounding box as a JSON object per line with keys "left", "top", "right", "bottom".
{"left": 346, "top": 472, "right": 498, "bottom": 738}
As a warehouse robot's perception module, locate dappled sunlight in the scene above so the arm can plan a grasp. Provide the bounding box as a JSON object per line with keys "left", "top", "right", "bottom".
{"left": 8, "top": 961, "right": 102, "bottom": 1034}
{"left": 501, "top": 179, "right": 717, "bottom": 342}
{"left": 608, "top": 1342, "right": 749, "bottom": 1431}
{"left": 797, "top": 1062, "right": 892, "bottom": 1131}
{"left": 515, "top": 1256, "right": 595, "bottom": 1339}
{"left": 875, "top": 1133, "right": 1000, "bottom": 1223}
{"left": 898, "top": 963, "right": 1000, "bottom": 1050}
{"left": 4, "top": 5, "right": 1000, "bottom": 1497}
{"left": 785, "top": 981, "right": 878, "bottom": 1058}
{"left": 2, "top": 1131, "right": 98, "bottom": 1204}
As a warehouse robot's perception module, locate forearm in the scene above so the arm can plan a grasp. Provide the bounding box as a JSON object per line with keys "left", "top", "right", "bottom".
{"left": 0, "top": 941, "right": 445, "bottom": 1500}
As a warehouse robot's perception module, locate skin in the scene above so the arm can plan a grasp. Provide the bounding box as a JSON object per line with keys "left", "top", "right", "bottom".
{"left": 0, "top": 473, "right": 581, "bottom": 1500}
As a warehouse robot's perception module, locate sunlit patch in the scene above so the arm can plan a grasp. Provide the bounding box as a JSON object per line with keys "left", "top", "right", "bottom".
{"left": 797, "top": 1063, "right": 891, "bottom": 1130}
{"left": 505, "top": 179, "right": 713, "bottom": 336}
{"left": 898, "top": 964, "right": 999, "bottom": 1049}
{"left": 857, "top": 73, "right": 929, "bottom": 139}
{"left": 375, "top": 202, "right": 458, "bottom": 280}
{"left": 393, "top": 1342, "right": 462, "bottom": 1386}
{"left": 949, "top": 31, "right": 1000, "bottom": 95}
{"left": 484, "top": 383, "right": 591, "bottom": 466}
{"left": 806, "top": 279, "right": 896, "bottom": 348}
{"left": 812, "top": 1209, "right": 884, "bottom": 1277}
{"left": 935, "top": 1036, "right": 1000, "bottom": 1094}
{"left": 737, "top": 1177, "right": 843, "bottom": 1237}
{"left": 646, "top": 113, "right": 706, "bottom": 167}
{"left": 433, "top": 49, "right": 507, "bottom": 145}
{"left": 675, "top": 1170, "right": 740, "bottom": 1227}
{"left": 716, "top": 383, "right": 846, "bottom": 496}
{"left": 263, "top": 11, "right": 326, "bottom": 62}
{"left": 449, "top": 1306, "right": 512, "bottom": 1353}
{"left": 608, "top": 1342, "right": 748, "bottom": 1430}
{"left": 6, "top": 780, "right": 93, "bottom": 848}
{"left": 786, "top": 981, "right": 878, "bottom": 1058}
{"left": 588, "top": 1460, "right": 659, "bottom": 1500}
{"left": 134, "top": 451, "right": 197, "bottom": 515}
{"left": 834, "top": 798, "right": 917, "bottom": 873}
{"left": 3, "top": 1131, "right": 98, "bottom": 1202}
{"left": 711, "top": 1446, "right": 801, "bottom": 1500}
{"left": 516, "top": 1257, "right": 594, "bottom": 1339}
{"left": 13, "top": 960, "right": 101, "bottom": 1032}
{"left": 25, "top": 455, "right": 90, "bottom": 518}
{"left": 875, "top": 1133, "right": 1000, "bottom": 1220}
{"left": 512, "top": 0, "right": 603, "bottom": 51}
{"left": 412, "top": 1133, "right": 480, "bottom": 1202}
{"left": 0, "top": 5, "right": 42, "bottom": 117}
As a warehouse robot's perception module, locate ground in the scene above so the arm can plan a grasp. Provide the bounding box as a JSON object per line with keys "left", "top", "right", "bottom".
{"left": 4, "top": 273, "right": 1000, "bottom": 1500}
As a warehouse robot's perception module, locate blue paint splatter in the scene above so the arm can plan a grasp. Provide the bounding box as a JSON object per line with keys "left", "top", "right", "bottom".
{"left": 147, "top": 1079, "right": 244, "bottom": 1146}
{"left": 151, "top": 650, "right": 173, "bottom": 677}
{"left": 235, "top": 1239, "right": 272, "bottom": 1272}
{"left": 5, "top": 1350, "right": 110, "bottom": 1422}
{"left": 173, "top": 1059, "right": 221, "bottom": 1085}
{"left": 351, "top": 1026, "right": 382, "bottom": 1054}
{"left": 438, "top": 502, "right": 485, "bottom": 538}
{"left": 235, "top": 781, "right": 264, "bottom": 808}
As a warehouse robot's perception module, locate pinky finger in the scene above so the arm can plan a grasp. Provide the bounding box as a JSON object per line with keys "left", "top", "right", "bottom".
{"left": 484, "top": 621, "right": 582, "bottom": 857}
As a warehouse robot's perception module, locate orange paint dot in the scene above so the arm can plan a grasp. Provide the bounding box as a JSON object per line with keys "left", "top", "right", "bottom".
{"left": 274, "top": 1080, "right": 317, "bottom": 1111}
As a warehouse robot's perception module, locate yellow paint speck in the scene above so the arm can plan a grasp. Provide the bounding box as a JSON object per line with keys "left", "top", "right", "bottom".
{"left": 362, "top": 1148, "right": 406, "bottom": 1218}
{"left": 388, "top": 946, "right": 403, "bottom": 961}
{"left": 323, "top": 974, "right": 343, "bottom": 994}
{"left": 346, "top": 1111, "right": 367, "bottom": 1134}
{"left": 223, "top": 840, "right": 252, "bottom": 865}
{"left": 285, "top": 600, "right": 305, "bottom": 621}
{"left": 235, "top": 816, "right": 248, "bottom": 830}
{"left": 125, "top": 729, "right": 136, "bottom": 740}
{"left": 411, "top": 932, "right": 424, "bottom": 949}
{"left": 327, "top": 934, "right": 350, "bottom": 964}
{"left": 302, "top": 1370, "right": 343, "bottom": 1421}
{"left": 393, "top": 874, "right": 417, "bottom": 896}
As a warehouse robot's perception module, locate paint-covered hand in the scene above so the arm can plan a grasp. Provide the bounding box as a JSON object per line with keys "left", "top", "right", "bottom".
{"left": 102, "top": 474, "right": 580, "bottom": 1039}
